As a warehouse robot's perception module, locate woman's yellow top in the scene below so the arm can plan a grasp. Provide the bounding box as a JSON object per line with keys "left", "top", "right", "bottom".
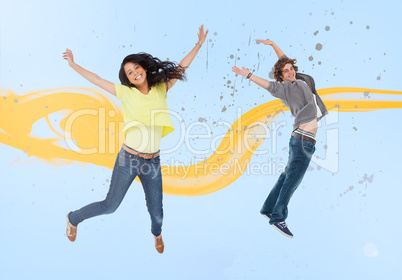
{"left": 115, "top": 82, "right": 174, "bottom": 153}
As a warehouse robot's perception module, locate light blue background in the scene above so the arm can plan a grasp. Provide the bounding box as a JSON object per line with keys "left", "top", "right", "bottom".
{"left": 1, "top": 0, "right": 401, "bottom": 279}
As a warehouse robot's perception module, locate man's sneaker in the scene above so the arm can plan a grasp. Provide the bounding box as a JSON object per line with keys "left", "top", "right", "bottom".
{"left": 66, "top": 213, "right": 77, "bottom": 242}
{"left": 154, "top": 234, "right": 164, "bottom": 254}
{"left": 271, "top": 221, "right": 293, "bottom": 238}
{"left": 261, "top": 213, "right": 272, "bottom": 220}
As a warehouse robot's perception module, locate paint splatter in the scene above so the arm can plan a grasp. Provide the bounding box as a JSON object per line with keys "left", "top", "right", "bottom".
{"left": 1, "top": 87, "right": 400, "bottom": 196}
{"left": 363, "top": 174, "right": 374, "bottom": 183}
{"left": 315, "top": 43, "right": 323, "bottom": 51}
{"left": 309, "top": 56, "right": 314, "bottom": 61}
{"left": 353, "top": 127, "right": 358, "bottom": 131}
{"left": 325, "top": 26, "right": 330, "bottom": 31}
{"left": 366, "top": 25, "right": 370, "bottom": 30}
{"left": 314, "top": 31, "right": 319, "bottom": 36}
{"left": 377, "top": 76, "right": 381, "bottom": 80}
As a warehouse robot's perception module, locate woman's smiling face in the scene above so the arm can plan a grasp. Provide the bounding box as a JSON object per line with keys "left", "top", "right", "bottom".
{"left": 124, "top": 62, "right": 147, "bottom": 87}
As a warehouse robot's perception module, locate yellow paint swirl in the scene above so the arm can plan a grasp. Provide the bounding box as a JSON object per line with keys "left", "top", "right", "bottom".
{"left": 1, "top": 87, "right": 401, "bottom": 196}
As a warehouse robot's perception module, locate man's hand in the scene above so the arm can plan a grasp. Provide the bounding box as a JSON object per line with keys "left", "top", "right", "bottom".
{"left": 257, "top": 39, "right": 274, "bottom": 46}
{"left": 231, "top": 66, "right": 251, "bottom": 78}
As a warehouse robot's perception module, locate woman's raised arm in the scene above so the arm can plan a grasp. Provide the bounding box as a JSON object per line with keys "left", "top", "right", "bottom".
{"left": 62, "top": 49, "right": 116, "bottom": 96}
{"left": 165, "top": 25, "right": 209, "bottom": 92}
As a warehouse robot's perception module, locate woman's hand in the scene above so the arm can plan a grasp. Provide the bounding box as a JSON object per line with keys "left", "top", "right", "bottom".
{"left": 197, "top": 24, "right": 209, "bottom": 45}
{"left": 62, "top": 49, "right": 75, "bottom": 66}
{"left": 256, "top": 39, "right": 274, "bottom": 46}
{"left": 231, "top": 66, "right": 251, "bottom": 78}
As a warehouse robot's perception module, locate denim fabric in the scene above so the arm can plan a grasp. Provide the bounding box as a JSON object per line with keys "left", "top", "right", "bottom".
{"left": 68, "top": 147, "right": 163, "bottom": 236}
{"left": 260, "top": 135, "right": 315, "bottom": 224}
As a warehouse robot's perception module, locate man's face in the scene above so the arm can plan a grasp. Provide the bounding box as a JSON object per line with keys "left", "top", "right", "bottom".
{"left": 280, "top": 63, "right": 296, "bottom": 82}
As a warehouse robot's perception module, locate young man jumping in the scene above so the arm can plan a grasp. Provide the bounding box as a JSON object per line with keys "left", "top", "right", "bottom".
{"left": 232, "top": 39, "right": 328, "bottom": 238}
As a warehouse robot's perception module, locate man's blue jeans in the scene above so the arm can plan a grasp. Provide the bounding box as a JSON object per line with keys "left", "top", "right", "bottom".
{"left": 260, "top": 135, "right": 315, "bottom": 224}
{"left": 68, "top": 147, "right": 163, "bottom": 236}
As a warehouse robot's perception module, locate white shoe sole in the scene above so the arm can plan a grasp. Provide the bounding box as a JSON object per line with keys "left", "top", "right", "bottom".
{"left": 271, "top": 224, "right": 294, "bottom": 238}
{"left": 262, "top": 213, "right": 271, "bottom": 220}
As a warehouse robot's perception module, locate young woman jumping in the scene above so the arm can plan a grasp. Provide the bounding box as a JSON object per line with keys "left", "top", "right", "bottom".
{"left": 63, "top": 25, "right": 208, "bottom": 253}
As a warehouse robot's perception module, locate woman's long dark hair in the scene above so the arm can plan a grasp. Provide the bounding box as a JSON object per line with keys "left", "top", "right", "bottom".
{"left": 119, "top": 53, "right": 186, "bottom": 88}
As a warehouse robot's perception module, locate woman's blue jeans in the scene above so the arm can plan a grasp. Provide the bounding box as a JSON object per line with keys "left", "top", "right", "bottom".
{"left": 260, "top": 135, "right": 315, "bottom": 224}
{"left": 68, "top": 147, "right": 163, "bottom": 237}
